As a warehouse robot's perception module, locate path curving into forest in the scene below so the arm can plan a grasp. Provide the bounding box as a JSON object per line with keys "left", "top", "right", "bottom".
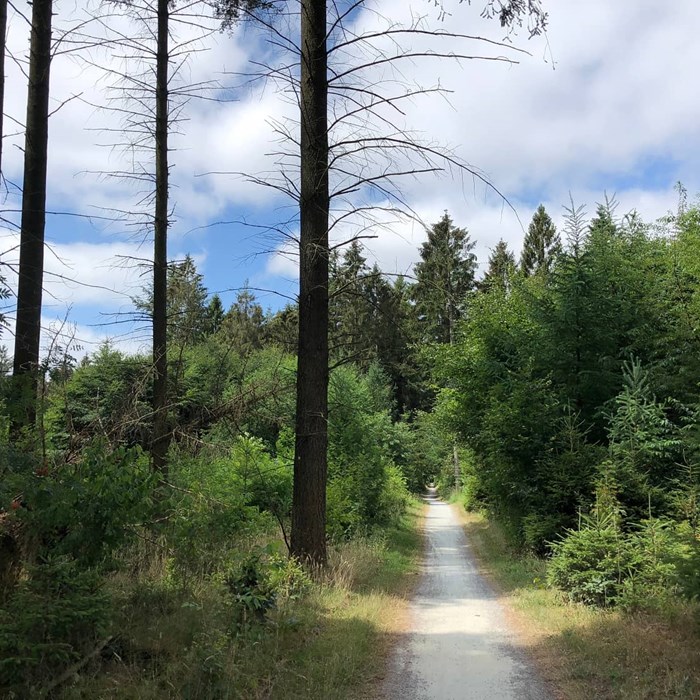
{"left": 380, "top": 489, "right": 551, "bottom": 700}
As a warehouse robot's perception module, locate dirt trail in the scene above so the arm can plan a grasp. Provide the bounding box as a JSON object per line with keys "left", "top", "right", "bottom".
{"left": 381, "top": 490, "right": 551, "bottom": 700}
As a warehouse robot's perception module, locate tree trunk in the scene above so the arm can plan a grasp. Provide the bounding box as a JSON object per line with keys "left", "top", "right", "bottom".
{"left": 11, "top": 0, "right": 53, "bottom": 435}
{"left": 291, "top": 0, "right": 329, "bottom": 565}
{"left": 0, "top": 0, "right": 7, "bottom": 181}
{"left": 448, "top": 281, "right": 460, "bottom": 488}
{"left": 151, "top": 0, "right": 169, "bottom": 474}
{"left": 452, "top": 442, "right": 460, "bottom": 489}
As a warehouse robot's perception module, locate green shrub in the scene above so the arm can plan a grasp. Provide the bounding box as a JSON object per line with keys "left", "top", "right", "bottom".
{"left": 3, "top": 440, "right": 155, "bottom": 568}
{"left": 377, "top": 465, "right": 410, "bottom": 525}
{"left": 327, "top": 474, "right": 362, "bottom": 540}
{"left": 672, "top": 522, "right": 700, "bottom": 600}
{"left": 224, "top": 548, "right": 310, "bottom": 627}
{"left": 522, "top": 512, "right": 570, "bottom": 553}
{"left": 327, "top": 365, "right": 411, "bottom": 533}
{"left": 547, "top": 511, "right": 634, "bottom": 607}
{"left": 166, "top": 439, "right": 280, "bottom": 576}
{"left": 548, "top": 507, "right": 699, "bottom": 609}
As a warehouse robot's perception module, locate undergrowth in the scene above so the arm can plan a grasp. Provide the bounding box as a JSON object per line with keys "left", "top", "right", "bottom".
{"left": 41, "top": 499, "right": 423, "bottom": 699}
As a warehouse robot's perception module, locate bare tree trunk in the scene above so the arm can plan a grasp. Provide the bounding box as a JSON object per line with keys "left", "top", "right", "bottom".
{"left": 151, "top": 0, "right": 169, "bottom": 474}
{"left": 447, "top": 272, "right": 460, "bottom": 488}
{"left": 0, "top": 0, "right": 7, "bottom": 182}
{"left": 290, "top": 0, "right": 329, "bottom": 565}
{"left": 11, "top": 0, "right": 53, "bottom": 436}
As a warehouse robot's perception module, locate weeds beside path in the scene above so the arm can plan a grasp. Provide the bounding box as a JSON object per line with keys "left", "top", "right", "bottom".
{"left": 455, "top": 506, "right": 700, "bottom": 700}
{"left": 58, "top": 500, "right": 424, "bottom": 699}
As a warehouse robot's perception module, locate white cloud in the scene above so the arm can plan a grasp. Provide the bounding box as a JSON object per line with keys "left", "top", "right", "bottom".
{"left": 4, "top": 0, "right": 700, "bottom": 330}
{"left": 0, "top": 228, "right": 206, "bottom": 350}
{"left": 0, "top": 311, "right": 149, "bottom": 363}
{"left": 265, "top": 237, "right": 299, "bottom": 279}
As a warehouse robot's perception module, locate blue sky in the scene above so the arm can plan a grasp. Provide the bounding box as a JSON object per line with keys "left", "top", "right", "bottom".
{"left": 2, "top": 0, "right": 700, "bottom": 358}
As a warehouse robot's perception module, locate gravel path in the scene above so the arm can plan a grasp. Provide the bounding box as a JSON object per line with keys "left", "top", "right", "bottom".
{"left": 381, "top": 490, "right": 552, "bottom": 700}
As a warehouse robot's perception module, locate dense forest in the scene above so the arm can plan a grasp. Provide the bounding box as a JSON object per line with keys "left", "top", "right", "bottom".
{"left": 3, "top": 196, "right": 700, "bottom": 695}
{"left": 1, "top": 0, "right": 699, "bottom": 696}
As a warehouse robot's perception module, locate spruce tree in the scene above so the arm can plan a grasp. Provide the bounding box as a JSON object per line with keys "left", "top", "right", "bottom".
{"left": 222, "top": 287, "right": 265, "bottom": 353}
{"left": 520, "top": 204, "right": 561, "bottom": 276}
{"left": 330, "top": 241, "right": 371, "bottom": 365}
{"left": 480, "top": 239, "right": 516, "bottom": 292}
{"left": 588, "top": 197, "right": 619, "bottom": 241}
{"left": 206, "top": 294, "right": 225, "bottom": 335}
{"left": 413, "top": 212, "right": 477, "bottom": 344}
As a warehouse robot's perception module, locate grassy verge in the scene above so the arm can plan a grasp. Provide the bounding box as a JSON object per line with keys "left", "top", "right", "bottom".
{"left": 454, "top": 505, "right": 700, "bottom": 700}
{"left": 59, "top": 500, "right": 423, "bottom": 700}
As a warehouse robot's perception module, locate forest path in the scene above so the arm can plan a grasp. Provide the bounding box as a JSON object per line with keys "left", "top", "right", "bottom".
{"left": 380, "top": 489, "right": 551, "bottom": 700}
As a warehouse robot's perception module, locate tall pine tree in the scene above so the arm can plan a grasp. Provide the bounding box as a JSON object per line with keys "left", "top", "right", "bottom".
{"left": 413, "top": 212, "right": 477, "bottom": 344}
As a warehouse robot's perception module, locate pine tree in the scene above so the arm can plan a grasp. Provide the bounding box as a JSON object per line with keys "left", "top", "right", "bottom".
{"left": 134, "top": 254, "right": 209, "bottom": 349}
{"left": 369, "top": 272, "right": 426, "bottom": 415}
{"left": 329, "top": 241, "right": 371, "bottom": 364}
{"left": 413, "top": 212, "right": 477, "bottom": 344}
{"left": 167, "top": 256, "right": 209, "bottom": 348}
{"left": 521, "top": 204, "right": 560, "bottom": 276}
{"left": 589, "top": 197, "right": 619, "bottom": 241}
{"left": 221, "top": 286, "right": 265, "bottom": 352}
{"left": 480, "top": 239, "right": 516, "bottom": 292}
{"left": 205, "top": 294, "right": 225, "bottom": 335}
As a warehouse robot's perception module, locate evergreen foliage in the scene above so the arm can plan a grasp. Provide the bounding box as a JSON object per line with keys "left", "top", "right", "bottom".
{"left": 520, "top": 203, "right": 560, "bottom": 276}
{"left": 480, "top": 239, "right": 516, "bottom": 292}
{"left": 413, "top": 212, "right": 477, "bottom": 344}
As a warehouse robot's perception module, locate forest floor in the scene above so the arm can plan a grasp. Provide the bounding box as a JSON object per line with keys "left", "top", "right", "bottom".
{"left": 380, "top": 489, "right": 551, "bottom": 700}
{"left": 455, "top": 505, "right": 700, "bottom": 700}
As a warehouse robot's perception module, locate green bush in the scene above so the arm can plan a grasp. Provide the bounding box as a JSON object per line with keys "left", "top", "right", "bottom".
{"left": 547, "top": 511, "right": 634, "bottom": 607}
{"left": 326, "top": 474, "right": 362, "bottom": 540}
{"left": 224, "top": 548, "right": 310, "bottom": 627}
{"left": 377, "top": 465, "right": 410, "bottom": 526}
{"left": 672, "top": 522, "right": 700, "bottom": 600}
{"left": 166, "top": 435, "right": 292, "bottom": 575}
{"left": 548, "top": 504, "right": 699, "bottom": 609}
{"left": 326, "top": 365, "right": 411, "bottom": 537}
{"left": 2, "top": 441, "right": 155, "bottom": 568}
{"left": 522, "top": 512, "right": 570, "bottom": 553}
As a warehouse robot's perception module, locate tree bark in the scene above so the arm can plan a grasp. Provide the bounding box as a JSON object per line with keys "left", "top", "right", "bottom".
{"left": 291, "top": 0, "right": 329, "bottom": 565}
{"left": 151, "top": 0, "right": 169, "bottom": 474}
{"left": 0, "top": 0, "right": 7, "bottom": 182}
{"left": 11, "top": 0, "right": 53, "bottom": 435}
